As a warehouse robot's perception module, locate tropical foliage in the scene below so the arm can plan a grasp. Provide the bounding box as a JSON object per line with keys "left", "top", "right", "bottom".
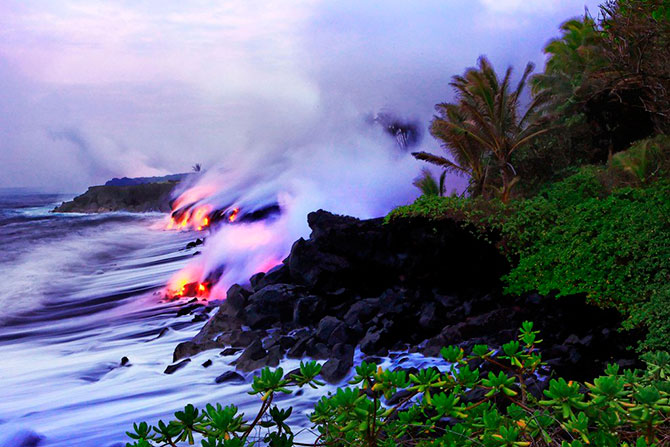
{"left": 412, "top": 169, "right": 447, "bottom": 197}
{"left": 502, "top": 173, "right": 670, "bottom": 351}
{"left": 413, "top": 57, "right": 547, "bottom": 202}
{"left": 127, "top": 324, "right": 670, "bottom": 447}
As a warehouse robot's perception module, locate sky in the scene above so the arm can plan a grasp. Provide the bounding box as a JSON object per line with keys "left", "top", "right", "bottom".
{"left": 0, "top": 0, "right": 602, "bottom": 192}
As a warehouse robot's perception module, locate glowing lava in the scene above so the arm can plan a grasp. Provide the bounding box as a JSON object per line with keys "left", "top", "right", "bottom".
{"left": 228, "top": 208, "right": 239, "bottom": 222}
{"left": 165, "top": 204, "right": 213, "bottom": 231}
{"left": 166, "top": 266, "right": 211, "bottom": 300}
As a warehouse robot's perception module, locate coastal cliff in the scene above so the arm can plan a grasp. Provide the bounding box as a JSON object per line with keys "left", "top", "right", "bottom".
{"left": 53, "top": 181, "right": 178, "bottom": 213}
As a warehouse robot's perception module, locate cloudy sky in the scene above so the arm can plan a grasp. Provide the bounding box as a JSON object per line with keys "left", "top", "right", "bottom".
{"left": 0, "top": 0, "right": 601, "bottom": 192}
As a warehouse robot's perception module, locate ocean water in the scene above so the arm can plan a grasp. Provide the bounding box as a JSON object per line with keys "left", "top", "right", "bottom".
{"left": 0, "top": 192, "right": 448, "bottom": 447}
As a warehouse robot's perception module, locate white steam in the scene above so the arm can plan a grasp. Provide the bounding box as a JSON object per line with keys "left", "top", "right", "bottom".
{"left": 170, "top": 108, "right": 428, "bottom": 295}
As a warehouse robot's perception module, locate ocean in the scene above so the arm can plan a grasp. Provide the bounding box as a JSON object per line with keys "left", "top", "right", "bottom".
{"left": 0, "top": 191, "right": 447, "bottom": 446}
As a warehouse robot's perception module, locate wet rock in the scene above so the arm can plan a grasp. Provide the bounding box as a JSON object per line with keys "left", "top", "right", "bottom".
{"left": 327, "top": 322, "right": 351, "bottom": 347}
{"left": 224, "top": 284, "right": 252, "bottom": 317}
{"left": 279, "top": 336, "right": 297, "bottom": 350}
{"left": 185, "top": 238, "right": 204, "bottom": 249}
{"left": 120, "top": 356, "right": 130, "bottom": 367}
{"left": 286, "top": 336, "right": 310, "bottom": 359}
{"left": 220, "top": 347, "right": 242, "bottom": 356}
{"left": 306, "top": 341, "right": 330, "bottom": 359}
{"left": 235, "top": 339, "right": 267, "bottom": 371}
{"left": 288, "top": 238, "right": 351, "bottom": 291}
{"left": 192, "top": 313, "right": 208, "bottom": 322}
{"left": 218, "top": 329, "right": 265, "bottom": 348}
{"left": 255, "top": 264, "right": 291, "bottom": 289}
{"left": 321, "top": 343, "right": 354, "bottom": 383}
{"left": 360, "top": 328, "right": 388, "bottom": 356}
{"left": 177, "top": 303, "right": 204, "bottom": 317}
{"left": 235, "top": 339, "right": 281, "bottom": 372}
{"left": 164, "top": 359, "right": 191, "bottom": 374}
{"left": 202, "top": 359, "right": 213, "bottom": 368}
{"left": 215, "top": 371, "right": 245, "bottom": 384}
{"left": 192, "top": 311, "right": 241, "bottom": 346}
{"left": 173, "top": 342, "right": 198, "bottom": 361}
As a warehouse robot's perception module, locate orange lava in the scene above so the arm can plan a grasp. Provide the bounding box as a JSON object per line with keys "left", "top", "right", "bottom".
{"left": 165, "top": 205, "right": 212, "bottom": 231}
{"left": 228, "top": 207, "right": 239, "bottom": 222}
{"left": 166, "top": 266, "right": 210, "bottom": 300}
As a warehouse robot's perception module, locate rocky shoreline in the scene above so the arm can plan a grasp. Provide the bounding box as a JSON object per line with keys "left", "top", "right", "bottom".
{"left": 172, "top": 210, "right": 641, "bottom": 384}
{"left": 53, "top": 181, "right": 178, "bottom": 213}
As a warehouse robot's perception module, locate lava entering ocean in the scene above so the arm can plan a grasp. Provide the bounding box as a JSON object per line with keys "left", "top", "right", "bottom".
{"left": 165, "top": 204, "right": 243, "bottom": 232}
{"left": 159, "top": 108, "right": 428, "bottom": 301}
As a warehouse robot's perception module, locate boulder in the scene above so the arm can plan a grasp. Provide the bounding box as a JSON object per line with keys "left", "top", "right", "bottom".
{"left": 164, "top": 359, "right": 191, "bottom": 374}
{"left": 235, "top": 340, "right": 283, "bottom": 372}
{"left": 215, "top": 371, "right": 245, "bottom": 384}
{"left": 360, "top": 328, "right": 389, "bottom": 356}
{"left": 293, "top": 295, "right": 326, "bottom": 325}
{"left": 316, "top": 316, "right": 343, "bottom": 342}
{"left": 288, "top": 238, "right": 351, "bottom": 291}
{"left": 343, "top": 299, "right": 379, "bottom": 326}
{"left": 223, "top": 284, "right": 252, "bottom": 317}
{"left": 244, "top": 284, "right": 302, "bottom": 328}
{"left": 321, "top": 343, "right": 354, "bottom": 383}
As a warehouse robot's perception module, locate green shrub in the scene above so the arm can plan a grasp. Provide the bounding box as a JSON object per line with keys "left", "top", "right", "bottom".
{"left": 126, "top": 323, "right": 670, "bottom": 447}
{"left": 610, "top": 135, "right": 670, "bottom": 185}
{"left": 502, "top": 177, "right": 670, "bottom": 350}
{"left": 384, "top": 195, "right": 507, "bottom": 235}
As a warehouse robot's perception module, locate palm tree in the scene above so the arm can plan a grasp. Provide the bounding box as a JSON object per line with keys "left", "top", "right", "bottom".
{"left": 412, "top": 168, "right": 447, "bottom": 197}
{"left": 532, "top": 17, "right": 605, "bottom": 117}
{"left": 414, "top": 103, "right": 490, "bottom": 197}
{"left": 415, "top": 56, "right": 548, "bottom": 202}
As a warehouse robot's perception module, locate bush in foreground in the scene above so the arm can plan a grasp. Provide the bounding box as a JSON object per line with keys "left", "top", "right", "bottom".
{"left": 126, "top": 322, "right": 670, "bottom": 447}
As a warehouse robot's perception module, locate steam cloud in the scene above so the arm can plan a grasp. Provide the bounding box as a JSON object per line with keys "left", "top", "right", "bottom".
{"left": 167, "top": 107, "right": 428, "bottom": 295}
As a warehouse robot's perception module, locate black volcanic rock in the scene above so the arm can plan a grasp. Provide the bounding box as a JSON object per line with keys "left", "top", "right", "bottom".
{"left": 175, "top": 210, "right": 642, "bottom": 381}
{"left": 215, "top": 371, "right": 245, "bottom": 384}
{"left": 164, "top": 359, "right": 191, "bottom": 374}
{"left": 321, "top": 343, "right": 354, "bottom": 383}
{"left": 244, "top": 284, "right": 302, "bottom": 328}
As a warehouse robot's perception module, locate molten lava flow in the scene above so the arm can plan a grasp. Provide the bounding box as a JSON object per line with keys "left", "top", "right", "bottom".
{"left": 228, "top": 207, "right": 239, "bottom": 222}
{"left": 166, "top": 267, "right": 211, "bottom": 300}
{"left": 164, "top": 205, "right": 213, "bottom": 231}
{"left": 191, "top": 205, "right": 212, "bottom": 231}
